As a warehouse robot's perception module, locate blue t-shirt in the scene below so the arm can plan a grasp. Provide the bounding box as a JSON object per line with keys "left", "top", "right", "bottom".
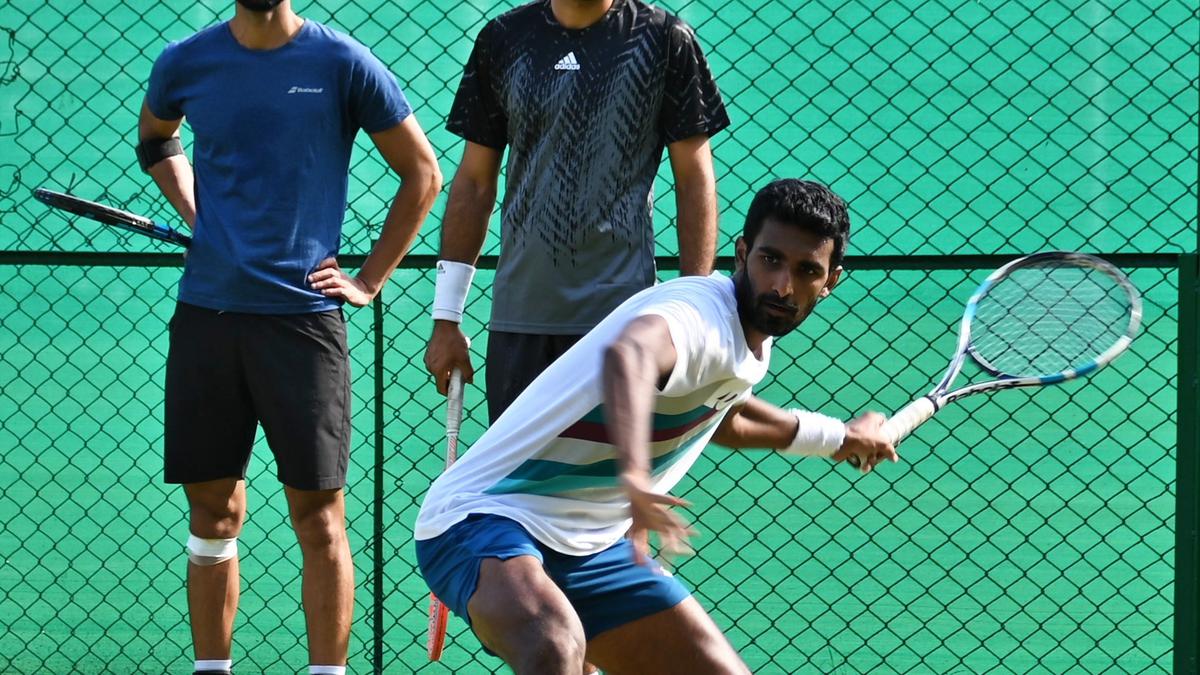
{"left": 146, "top": 21, "right": 412, "bottom": 313}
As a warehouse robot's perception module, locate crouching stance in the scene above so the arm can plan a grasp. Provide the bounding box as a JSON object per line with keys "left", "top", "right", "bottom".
{"left": 414, "top": 179, "right": 897, "bottom": 674}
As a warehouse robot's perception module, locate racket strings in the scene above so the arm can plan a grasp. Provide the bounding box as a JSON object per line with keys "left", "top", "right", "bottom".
{"left": 971, "top": 263, "right": 1131, "bottom": 377}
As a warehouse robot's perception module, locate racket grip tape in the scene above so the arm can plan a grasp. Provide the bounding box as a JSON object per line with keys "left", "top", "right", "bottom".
{"left": 446, "top": 369, "right": 464, "bottom": 437}
{"left": 881, "top": 397, "right": 937, "bottom": 447}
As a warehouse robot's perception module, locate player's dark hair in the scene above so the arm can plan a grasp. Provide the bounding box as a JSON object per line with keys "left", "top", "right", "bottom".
{"left": 742, "top": 179, "right": 851, "bottom": 266}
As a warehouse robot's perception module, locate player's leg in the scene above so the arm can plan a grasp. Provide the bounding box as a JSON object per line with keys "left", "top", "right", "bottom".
{"left": 164, "top": 302, "right": 258, "bottom": 672}
{"left": 469, "top": 556, "right": 587, "bottom": 674}
{"left": 284, "top": 486, "right": 353, "bottom": 666}
{"left": 485, "top": 332, "right": 583, "bottom": 423}
{"left": 242, "top": 308, "right": 353, "bottom": 668}
{"left": 545, "top": 538, "right": 750, "bottom": 675}
{"left": 183, "top": 479, "right": 248, "bottom": 664}
{"left": 416, "top": 514, "right": 587, "bottom": 675}
{"left": 585, "top": 598, "right": 749, "bottom": 675}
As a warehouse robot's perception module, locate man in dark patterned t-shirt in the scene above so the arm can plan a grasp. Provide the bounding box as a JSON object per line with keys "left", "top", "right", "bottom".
{"left": 424, "top": 0, "right": 730, "bottom": 424}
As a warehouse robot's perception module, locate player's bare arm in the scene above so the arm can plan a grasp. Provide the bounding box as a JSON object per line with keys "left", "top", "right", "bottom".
{"left": 667, "top": 134, "right": 717, "bottom": 277}
{"left": 308, "top": 115, "right": 442, "bottom": 308}
{"left": 138, "top": 100, "right": 196, "bottom": 228}
{"left": 423, "top": 140, "right": 503, "bottom": 394}
{"left": 602, "top": 314, "right": 695, "bottom": 563}
{"left": 712, "top": 396, "right": 898, "bottom": 472}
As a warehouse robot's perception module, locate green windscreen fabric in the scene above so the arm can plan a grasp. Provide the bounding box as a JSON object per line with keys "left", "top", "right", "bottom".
{"left": 0, "top": 0, "right": 1194, "bottom": 672}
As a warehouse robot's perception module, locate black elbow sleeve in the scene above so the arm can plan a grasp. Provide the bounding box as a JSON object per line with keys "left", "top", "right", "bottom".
{"left": 136, "top": 137, "right": 184, "bottom": 173}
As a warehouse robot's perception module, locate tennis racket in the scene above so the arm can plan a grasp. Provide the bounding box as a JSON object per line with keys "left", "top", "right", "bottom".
{"left": 34, "top": 187, "right": 192, "bottom": 248}
{"left": 426, "top": 369, "right": 464, "bottom": 661}
{"left": 850, "top": 251, "right": 1142, "bottom": 467}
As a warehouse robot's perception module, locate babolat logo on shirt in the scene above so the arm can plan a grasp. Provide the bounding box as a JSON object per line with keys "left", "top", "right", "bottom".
{"left": 287, "top": 86, "right": 325, "bottom": 94}
{"left": 553, "top": 52, "right": 580, "bottom": 71}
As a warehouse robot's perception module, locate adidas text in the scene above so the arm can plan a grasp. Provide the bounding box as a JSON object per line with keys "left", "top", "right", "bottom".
{"left": 554, "top": 52, "right": 581, "bottom": 71}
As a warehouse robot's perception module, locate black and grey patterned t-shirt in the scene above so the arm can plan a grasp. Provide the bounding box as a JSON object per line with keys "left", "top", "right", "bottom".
{"left": 448, "top": 0, "right": 729, "bottom": 333}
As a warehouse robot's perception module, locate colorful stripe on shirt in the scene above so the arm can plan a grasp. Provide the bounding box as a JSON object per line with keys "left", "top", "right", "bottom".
{"left": 558, "top": 405, "right": 719, "bottom": 444}
{"left": 484, "top": 405, "right": 721, "bottom": 496}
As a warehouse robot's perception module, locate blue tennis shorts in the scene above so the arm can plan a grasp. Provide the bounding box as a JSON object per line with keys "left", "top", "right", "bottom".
{"left": 415, "top": 513, "right": 691, "bottom": 640}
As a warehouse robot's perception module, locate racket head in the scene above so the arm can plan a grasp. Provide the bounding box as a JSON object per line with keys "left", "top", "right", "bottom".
{"left": 34, "top": 187, "right": 191, "bottom": 247}
{"left": 866, "top": 252, "right": 1143, "bottom": 460}
{"left": 962, "top": 251, "right": 1140, "bottom": 384}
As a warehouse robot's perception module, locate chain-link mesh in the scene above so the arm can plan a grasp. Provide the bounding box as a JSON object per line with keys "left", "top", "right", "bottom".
{"left": 0, "top": 1, "right": 1195, "bottom": 255}
{"left": 0, "top": 0, "right": 1195, "bottom": 673}
{"left": 0, "top": 264, "right": 385, "bottom": 672}
{"left": 0, "top": 262, "right": 1181, "bottom": 673}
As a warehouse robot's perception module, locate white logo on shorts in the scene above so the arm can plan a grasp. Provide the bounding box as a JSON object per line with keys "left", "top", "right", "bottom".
{"left": 288, "top": 86, "right": 325, "bottom": 94}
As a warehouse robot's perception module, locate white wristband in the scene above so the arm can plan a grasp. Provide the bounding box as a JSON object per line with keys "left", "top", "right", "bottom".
{"left": 784, "top": 409, "right": 846, "bottom": 457}
{"left": 432, "top": 260, "right": 476, "bottom": 322}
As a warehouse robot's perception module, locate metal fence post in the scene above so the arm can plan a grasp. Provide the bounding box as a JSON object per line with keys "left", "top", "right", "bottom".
{"left": 1178, "top": 252, "right": 1199, "bottom": 675}
{"left": 373, "top": 288, "right": 385, "bottom": 675}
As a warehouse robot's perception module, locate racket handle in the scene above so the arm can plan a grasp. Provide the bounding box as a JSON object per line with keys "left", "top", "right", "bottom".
{"left": 444, "top": 369, "right": 464, "bottom": 468}
{"left": 426, "top": 368, "right": 464, "bottom": 660}
{"left": 881, "top": 397, "right": 937, "bottom": 446}
{"left": 446, "top": 369, "right": 464, "bottom": 436}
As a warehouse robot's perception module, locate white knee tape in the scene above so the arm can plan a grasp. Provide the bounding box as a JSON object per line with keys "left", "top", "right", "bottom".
{"left": 186, "top": 533, "right": 238, "bottom": 566}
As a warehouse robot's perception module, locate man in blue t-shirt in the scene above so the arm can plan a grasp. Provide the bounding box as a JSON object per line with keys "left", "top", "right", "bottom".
{"left": 138, "top": 2, "right": 442, "bottom": 674}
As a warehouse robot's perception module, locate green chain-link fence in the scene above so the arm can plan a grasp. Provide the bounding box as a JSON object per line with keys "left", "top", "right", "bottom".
{"left": 0, "top": 0, "right": 1196, "bottom": 672}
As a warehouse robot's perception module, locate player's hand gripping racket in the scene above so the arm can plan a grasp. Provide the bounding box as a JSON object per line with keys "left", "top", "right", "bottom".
{"left": 850, "top": 251, "right": 1141, "bottom": 467}
{"left": 33, "top": 187, "right": 192, "bottom": 248}
{"left": 426, "top": 369, "right": 464, "bottom": 661}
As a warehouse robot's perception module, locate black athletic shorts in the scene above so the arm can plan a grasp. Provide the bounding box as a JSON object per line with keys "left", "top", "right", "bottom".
{"left": 164, "top": 302, "right": 351, "bottom": 490}
{"left": 485, "top": 331, "right": 583, "bottom": 424}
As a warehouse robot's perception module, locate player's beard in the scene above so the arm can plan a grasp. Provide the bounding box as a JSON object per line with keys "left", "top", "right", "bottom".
{"left": 734, "top": 269, "right": 815, "bottom": 337}
{"left": 236, "top": 0, "right": 284, "bottom": 11}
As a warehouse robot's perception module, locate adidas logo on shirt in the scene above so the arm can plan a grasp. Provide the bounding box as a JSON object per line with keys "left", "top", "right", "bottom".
{"left": 553, "top": 52, "right": 581, "bottom": 71}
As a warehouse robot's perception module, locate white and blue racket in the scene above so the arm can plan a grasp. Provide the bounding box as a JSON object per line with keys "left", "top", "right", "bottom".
{"left": 853, "top": 251, "right": 1142, "bottom": 466}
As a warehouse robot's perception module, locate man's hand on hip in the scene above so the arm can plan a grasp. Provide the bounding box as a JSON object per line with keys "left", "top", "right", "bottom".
{"left": 309, "top": 257, "right": 375, "bottom": 307}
